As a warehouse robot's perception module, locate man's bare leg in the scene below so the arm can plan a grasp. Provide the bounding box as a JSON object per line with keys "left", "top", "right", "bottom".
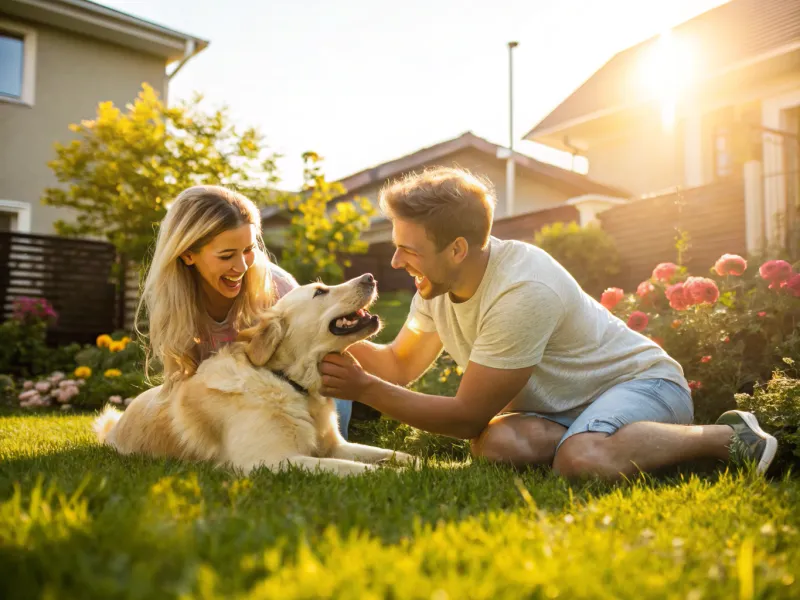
{"left": 552, "top": 422, "right": 734, "bottom": 480}
{"left": 471, "top": 413, "right": 566, "bottom": 468}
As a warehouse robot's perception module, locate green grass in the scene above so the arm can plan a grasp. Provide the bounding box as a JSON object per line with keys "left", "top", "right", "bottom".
{"left": 2, "top": 292, "right": 800, "bottom": 598}
{"left": 1, "top": 411, "right": 799, "bottom": 599}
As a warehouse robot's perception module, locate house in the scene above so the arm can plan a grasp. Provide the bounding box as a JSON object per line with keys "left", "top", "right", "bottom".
{"left": 0, "top": 0, "right": 208, "bottom": 234}
{"left": 261, "top": 131, "right": 625, "bottom": 289}
{"left": 524, "top": 0, "right": 800, "bottom": 256}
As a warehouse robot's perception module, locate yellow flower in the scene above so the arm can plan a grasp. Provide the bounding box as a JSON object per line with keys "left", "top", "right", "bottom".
{"left": 438, "top": 376, "right": 447, "bottom": 383}
{"left": 96, "top": 334, "right": 112, "bottom": 349}
{"left": 104, "top": 368, "right": 122, "bottom": 378}
{"left": 121, "top": 336, "right": 131, "bottom": 344}
{"left": 443, "top": 368, "right": 451, "bottom": 377}
{"left": 109, "top": 341, "right": 126, "bottom": 353}
{"left": 455, "top": 366, "right": 464, "bottom": 376}
{"left": 74, "top": 366, "right": 92, "bottom": 379}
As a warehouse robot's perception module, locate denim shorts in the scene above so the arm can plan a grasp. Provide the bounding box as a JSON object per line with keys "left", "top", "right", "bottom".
{"left": 507, "top": 378, "right": 694, "bottom": 451}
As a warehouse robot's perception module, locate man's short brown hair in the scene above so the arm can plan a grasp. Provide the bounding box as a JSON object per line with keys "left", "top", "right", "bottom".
{"left": 379, "top": 167, "right": 496, "bottom": 251}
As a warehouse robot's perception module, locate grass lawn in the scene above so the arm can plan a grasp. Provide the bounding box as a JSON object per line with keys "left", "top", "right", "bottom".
{"left": 1, "top": 291, "right": 799, "bottom": 598}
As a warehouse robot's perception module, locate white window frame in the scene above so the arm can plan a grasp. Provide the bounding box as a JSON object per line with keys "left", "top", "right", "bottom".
{"left": 0, "top": 18, "right": 37, "bottom": 106}
{"left": 0, "top": 200, "right": 32, "bottom": 232}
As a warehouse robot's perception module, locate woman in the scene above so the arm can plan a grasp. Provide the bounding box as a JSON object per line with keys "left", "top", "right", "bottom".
{"left": 136, "top": 185, "right": 352, "bottom": 438}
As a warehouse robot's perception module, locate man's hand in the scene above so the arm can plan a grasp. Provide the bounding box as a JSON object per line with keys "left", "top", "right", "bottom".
{"left": 320, "top": 352, "right": 377, "bottom": 401}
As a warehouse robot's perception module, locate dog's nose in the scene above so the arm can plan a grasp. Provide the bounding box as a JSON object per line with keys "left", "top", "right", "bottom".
{"left": 360, "top": 273, "right": 375, "bottom": 286}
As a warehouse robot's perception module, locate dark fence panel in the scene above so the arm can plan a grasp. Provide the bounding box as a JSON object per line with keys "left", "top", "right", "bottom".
{"left": 599, "top": 179, "right": 747, "bottom": 289}
{"left": 0, "top": 232, "right": 118, "bottom": 345}
{"left": 491, "top": 205, "right": 580, "bottom": 242}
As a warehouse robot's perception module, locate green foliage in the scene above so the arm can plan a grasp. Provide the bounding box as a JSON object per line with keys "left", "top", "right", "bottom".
{"left": 270, "top": 152, "right": 375, "bottom": 284}
{"left": 609, "top": 258, "right": 800, "bottom": 422}
{"left": 1, "top": 411, "right": 799, "bottom": 599}
{"left": 534, "top": 221, "right": 622, "bottom": 297}
{"left": 42, "top": 83, "right": 280, "bottom": 264}
{"left": 736, "top": 367, "right": 800, "bottom": 470}
{"left": 0, "top": 320, "right": 80, "bottom": 378}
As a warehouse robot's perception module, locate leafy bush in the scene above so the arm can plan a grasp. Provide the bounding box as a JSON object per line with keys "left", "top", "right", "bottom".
{"left": 735, "top": 365, "right": 800, "bottom": 471}
{"left": 605, "top": 255, "right": 800, "bottom": 422}
{"left": 534, "top": 222, "right": 621, "bottom": 298}
{"left": 0, "top": 297, "right": 79, "bottom": 378}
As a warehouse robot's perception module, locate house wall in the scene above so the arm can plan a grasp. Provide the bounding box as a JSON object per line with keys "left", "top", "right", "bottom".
{"left": 0, "top": 15, "right": 167, "bottom": 234}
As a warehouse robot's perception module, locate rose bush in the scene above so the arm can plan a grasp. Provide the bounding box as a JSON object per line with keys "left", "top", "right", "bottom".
{"left": 603, "top": 254, "right": 800, "bottom": 422}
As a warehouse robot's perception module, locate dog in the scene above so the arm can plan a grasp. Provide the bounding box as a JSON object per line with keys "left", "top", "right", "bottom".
{"left": 93, "top": 273, "right": 414, "bottom": 476}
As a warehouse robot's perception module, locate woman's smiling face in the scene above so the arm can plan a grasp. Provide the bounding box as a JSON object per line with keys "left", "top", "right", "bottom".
{"left": 182, "top": 224, "right": 257, "bottom": 306}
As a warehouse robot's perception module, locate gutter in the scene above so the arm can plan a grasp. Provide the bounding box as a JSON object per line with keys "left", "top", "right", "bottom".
{"left": 167, "top": 39, "right": 198, "bottom": 81}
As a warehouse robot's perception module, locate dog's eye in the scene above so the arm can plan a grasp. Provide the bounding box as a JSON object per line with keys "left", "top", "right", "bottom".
{"left": 313, "top": 287, "right": 329, "bottom": 298}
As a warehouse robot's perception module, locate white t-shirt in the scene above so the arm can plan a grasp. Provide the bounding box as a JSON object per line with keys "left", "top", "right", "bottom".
{"left": 407, "top": 236, "right": 689, "bottom": 414}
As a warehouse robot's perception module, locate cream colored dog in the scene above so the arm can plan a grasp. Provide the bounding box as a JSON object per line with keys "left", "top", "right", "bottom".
{"left": 93, "top": 274, "right": 414, "bottom": 476}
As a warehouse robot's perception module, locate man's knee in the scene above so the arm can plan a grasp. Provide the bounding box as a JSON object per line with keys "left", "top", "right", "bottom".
{"left": 470, "top": 415, "right": 562, "bottom": 466}
{"left": 470, "top": 422, "right": 509, "bottom": 462}
{"left": 552, "top": 434, "right": 618, "bottom": 479}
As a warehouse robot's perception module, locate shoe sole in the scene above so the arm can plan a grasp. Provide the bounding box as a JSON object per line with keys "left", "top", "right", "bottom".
{"left": 738, "top": 411, "right": 778, "bottom": 474}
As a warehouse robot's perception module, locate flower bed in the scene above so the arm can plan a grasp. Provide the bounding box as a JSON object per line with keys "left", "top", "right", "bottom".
{"left": 601, "top": 254, "right": 800, "bottom": 422}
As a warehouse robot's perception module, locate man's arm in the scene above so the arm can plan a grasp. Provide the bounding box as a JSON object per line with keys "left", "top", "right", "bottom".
{"left": 320, "top": 354, "right": 534, "bottom": 440}
{"left": 347, "top": 322, "right": 443, "bottom": 387}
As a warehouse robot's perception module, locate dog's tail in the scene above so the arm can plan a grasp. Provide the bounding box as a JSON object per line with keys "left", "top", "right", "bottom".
{"left": 93, "top": 404, "right": 122, "bottom": 445}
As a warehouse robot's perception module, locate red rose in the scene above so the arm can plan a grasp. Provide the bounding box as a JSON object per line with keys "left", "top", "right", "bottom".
{"left": 781, "top": 273, "right": 800, "bottom": 297}
{"left": 688, "top": 380, "right": 703, "bottom": 392}
{"left": 636, "top": 281, "right": 655, "bottom": 298}
{"left": 627, "top": 311, "right": 649, "bottom": 332}
{"left": 701, "top": 355, "right": 712, "bottom": 363}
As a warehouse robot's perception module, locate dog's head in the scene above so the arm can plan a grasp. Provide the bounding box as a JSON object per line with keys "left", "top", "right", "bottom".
{"left": 237, "top": 273, "right": 380, "bottom": 390}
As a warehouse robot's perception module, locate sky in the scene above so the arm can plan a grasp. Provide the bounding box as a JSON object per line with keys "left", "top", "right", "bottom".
{"left": 98, "top": 0, "right": 728, "bottom": 189}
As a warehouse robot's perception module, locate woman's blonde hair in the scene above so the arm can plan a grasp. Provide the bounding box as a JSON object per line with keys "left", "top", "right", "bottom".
{"left": 136, "top": 185, "right": 273, "bottom": 390}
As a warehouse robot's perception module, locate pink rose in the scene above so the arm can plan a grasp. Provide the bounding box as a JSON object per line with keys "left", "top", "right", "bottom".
{"left": 109, "top": 395, "right": 123, "bottom": 405}
{"left": 684, "top": 277, "right": 720, "bottom": 305}
{"left": 665, "top": 282, "right": 691, "bottom": 311}
{"left": 636, "top": 281, "right": 655, "bottom": 298}
{"left": 23, "top": 380, "right": 34, "bottom": 390}
{"left": 714, "top": 254, "right": 747, "bottom": 276}
{"left": 652, "top": 262, "right": 678, "bottom": 283}
{"left": 759, "top": 260, "right": 793, "bottom": 283}
{"left": 688, "top": 381, "right": 703, "bottom": 392}
{"left": 701, "top": 355, "right": 712, "bottom": 363}
{"left": 781, "top": 273, "right": 800, "bottom": 297}
{"left": 601, "top": 287, "right": 625, "bottom": 310}
{"left": 35, "top": 381, "right": 50, "bottom": 393}
{"left": 627, "top": 311, "right": 649, "bottom": 332}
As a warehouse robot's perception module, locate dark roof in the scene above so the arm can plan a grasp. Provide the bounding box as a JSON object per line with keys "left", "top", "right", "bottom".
{"left": 525, "top": 0, "right": 800, "bottom": 140}
{"left": 335, "top": 131, "right": 624, "bottom": 196}
{"left": 261, "top": 131, "right": 625, "bottom": 221}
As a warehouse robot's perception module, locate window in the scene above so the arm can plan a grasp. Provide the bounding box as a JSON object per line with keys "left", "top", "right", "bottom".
{"left": 0, "top": 20, "right": 36, "bottom": 106}
{"left": 0, "top": 32, "right": 24, "bottom": 99}
{"left": 0, "top": 200, "right": 32, "bottom": 233}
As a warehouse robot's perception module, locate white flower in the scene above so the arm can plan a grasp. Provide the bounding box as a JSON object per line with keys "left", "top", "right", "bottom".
{"left": 601, "top": 515, "right": 613, "bottom": 526}
{"left": 563, "top": 514, "right": 575, "bottom": 524}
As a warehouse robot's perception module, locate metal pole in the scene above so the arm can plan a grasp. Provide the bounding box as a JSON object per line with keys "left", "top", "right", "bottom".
{"left": 506, "top": 41, "right": 518, "bottom": 217}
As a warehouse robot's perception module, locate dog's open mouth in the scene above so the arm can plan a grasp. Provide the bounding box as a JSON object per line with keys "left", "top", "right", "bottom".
{"left": 329, "top": 308, "right": 379, "bottom": 336}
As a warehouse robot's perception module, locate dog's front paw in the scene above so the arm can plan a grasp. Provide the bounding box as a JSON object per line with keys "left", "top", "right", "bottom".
{"left": 378, "top": 450, "right": 419, "bottom": 469}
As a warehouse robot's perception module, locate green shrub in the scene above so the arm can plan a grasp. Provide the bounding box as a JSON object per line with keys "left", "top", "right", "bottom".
{"left": 606, "top": 255, "right": 800, "bottom": 422}
{"left": 534, "top": 222, "right": 621, "bottom": 298}
{"left": 735, "top": 366, "right": 800, "bottom": 471}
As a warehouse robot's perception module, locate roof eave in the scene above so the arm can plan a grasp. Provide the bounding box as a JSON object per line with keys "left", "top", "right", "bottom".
{"left": 3, "top": 0, "right": 209, "bottom": 61}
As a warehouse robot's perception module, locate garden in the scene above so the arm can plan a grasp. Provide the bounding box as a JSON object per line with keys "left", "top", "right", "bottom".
{"left": 2, "top": 245, "right": 800, "bottom": 598}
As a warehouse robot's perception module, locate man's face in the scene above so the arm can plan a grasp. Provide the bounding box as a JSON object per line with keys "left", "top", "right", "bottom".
{"left": 390, "top": 219, "right": 455, "bottom": 300}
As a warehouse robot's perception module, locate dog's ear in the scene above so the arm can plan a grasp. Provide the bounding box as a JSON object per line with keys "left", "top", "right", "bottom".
{"left": 237, "top": 312, "right": 284, "bottom": 366}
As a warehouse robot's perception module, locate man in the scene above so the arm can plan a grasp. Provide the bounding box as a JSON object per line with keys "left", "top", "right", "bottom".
{"left": 320, "top": 167, "right": 777, "bottom": 479}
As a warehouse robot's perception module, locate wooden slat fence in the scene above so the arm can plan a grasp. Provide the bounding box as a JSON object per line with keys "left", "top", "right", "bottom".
{"left": 0, "top": 232, "right": 119, "bottom": 345}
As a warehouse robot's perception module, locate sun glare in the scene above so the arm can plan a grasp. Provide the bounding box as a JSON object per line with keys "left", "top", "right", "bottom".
{"left": 639, "top": 28, "right": 695, "bottom": 132}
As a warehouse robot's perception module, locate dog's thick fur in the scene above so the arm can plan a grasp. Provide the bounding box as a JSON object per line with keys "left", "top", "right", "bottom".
{"left": 93, "top": 275, "right": 414, "bottom": 476}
